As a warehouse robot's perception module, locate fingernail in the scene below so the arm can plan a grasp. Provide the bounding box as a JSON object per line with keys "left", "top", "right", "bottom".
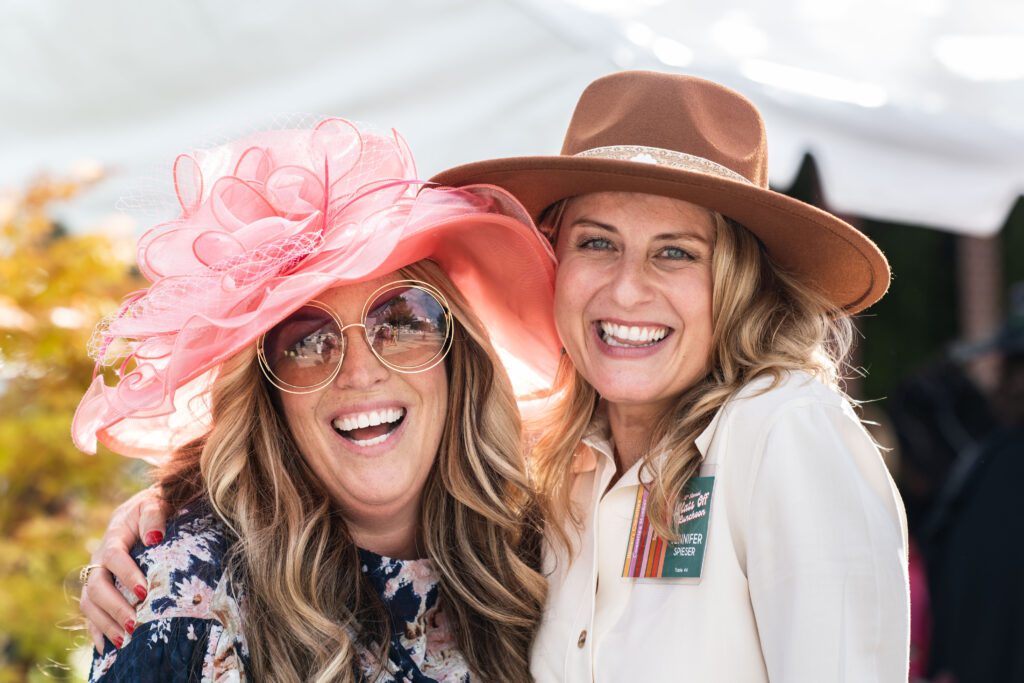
{"left": 124, "top": 619, "right": 136, "bottom": 634}
{"left": 133, "top": 584, "right": 148, "bottom": 601}
{"left": 144, "top": 531, "right": 164, "bottom": 546}
{"left": 113, "top": 636, "right": 124, "bottom": 649}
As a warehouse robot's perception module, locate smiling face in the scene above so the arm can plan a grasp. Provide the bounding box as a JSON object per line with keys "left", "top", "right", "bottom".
{"left": 275, "top": 274, "right": 448, "bottom": 525}
{"left": 553, "top": 192, "right": 716, "bottom": 416}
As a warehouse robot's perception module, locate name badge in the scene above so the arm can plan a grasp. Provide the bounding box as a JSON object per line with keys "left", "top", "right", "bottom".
{"left": 622, "top": 476, "right": 715, "bottom": 579}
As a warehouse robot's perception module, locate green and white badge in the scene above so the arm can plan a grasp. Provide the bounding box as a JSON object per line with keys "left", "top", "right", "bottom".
{"left": 622, "top": 476, "right": 715, "bottom": 579}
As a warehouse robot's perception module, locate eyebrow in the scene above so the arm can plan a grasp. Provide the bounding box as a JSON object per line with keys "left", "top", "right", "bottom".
{"left": 569, "top": 218, "right": 712, "bottom": 244}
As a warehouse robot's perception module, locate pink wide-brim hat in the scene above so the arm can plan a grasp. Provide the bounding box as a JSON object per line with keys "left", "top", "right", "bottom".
{"left": 74, "top": 118, "right": 560, "bottom": 460}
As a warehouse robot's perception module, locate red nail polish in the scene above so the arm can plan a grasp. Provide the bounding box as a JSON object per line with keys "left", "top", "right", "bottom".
{"left": 124, "top": 619, "right": 136, "bottom": 634}
{"left": 144, "top": 530, "right": 164, "bottom": 546}
{"left": 113, "top": 635, "right": 124, "bottom": 649}
{"left": 133, "top": 584, "right": 148, "bottom": 601}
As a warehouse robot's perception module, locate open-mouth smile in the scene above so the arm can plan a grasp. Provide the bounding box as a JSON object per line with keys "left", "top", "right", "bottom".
{"left": 596, "top": 320, "right": 673, "bottom": 349}
{"left": 332, "top": 407, "right": 406, "bottom": 447}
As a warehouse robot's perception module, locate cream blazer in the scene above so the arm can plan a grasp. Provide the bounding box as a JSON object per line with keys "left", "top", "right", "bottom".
{"left": 531, "top": 372, "right": 910, "bottom": 682}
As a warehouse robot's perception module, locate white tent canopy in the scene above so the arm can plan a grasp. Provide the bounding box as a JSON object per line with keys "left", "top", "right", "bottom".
{"left": 1, "top": 0, "right": 1021, "bottom": 236}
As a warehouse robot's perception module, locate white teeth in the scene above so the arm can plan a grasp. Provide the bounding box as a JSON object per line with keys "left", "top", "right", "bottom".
{"left": 332, "top": 408, "right": 405, "bottom": 433}
{"left": 599, "top": 321, "right": 669, "bottom": 346}
{"left": 350, "top": 433, "right": 390, "bottom": 447}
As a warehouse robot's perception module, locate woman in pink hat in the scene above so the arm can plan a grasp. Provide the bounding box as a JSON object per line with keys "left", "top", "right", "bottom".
{"left": 74, "top": 118, "right": 560, "bottom": 682}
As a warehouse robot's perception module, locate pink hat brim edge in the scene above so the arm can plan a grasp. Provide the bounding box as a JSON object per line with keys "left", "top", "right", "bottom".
{"left": 74, "top": 203, "right": 560, "bottom": 461}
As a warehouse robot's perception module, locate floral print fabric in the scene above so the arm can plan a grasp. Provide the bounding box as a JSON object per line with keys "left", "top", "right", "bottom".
{"left": 358, "top": 549, "right": 469, "bottom": 682}
{"left": 89, "top": 503, "right": 470, "bottom": 682}
{"left": 88, "top": 506, "right": 248, "bottom": 682}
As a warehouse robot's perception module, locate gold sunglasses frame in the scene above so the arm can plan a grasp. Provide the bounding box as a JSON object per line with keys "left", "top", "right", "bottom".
{"left": 256, "top": 279, "right": 453, "bottom": 394}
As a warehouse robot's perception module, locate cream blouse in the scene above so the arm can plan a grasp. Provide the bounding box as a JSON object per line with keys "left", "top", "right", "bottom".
{"left": 531, "top": 371, "right": 910, "bottom": 682}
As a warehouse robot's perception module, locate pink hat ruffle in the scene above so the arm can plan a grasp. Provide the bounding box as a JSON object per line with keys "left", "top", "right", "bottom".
{"left": 74, "top": 118, "right": 559, "bottom": 460}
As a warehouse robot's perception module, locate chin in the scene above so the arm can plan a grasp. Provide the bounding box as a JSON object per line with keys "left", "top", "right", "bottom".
{"left": 334, "top": 484, "right": 420, "bottom": 520}
{"left": 348, "top": 470, "right": 416, "bottom": 501}
{"left": 596, "top": 384, "right": 656, "bottom": 405}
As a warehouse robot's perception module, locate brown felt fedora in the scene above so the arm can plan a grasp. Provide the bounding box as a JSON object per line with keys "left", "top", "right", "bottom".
{"left": 433, "top": 70, "right": 890, "bottom": 314}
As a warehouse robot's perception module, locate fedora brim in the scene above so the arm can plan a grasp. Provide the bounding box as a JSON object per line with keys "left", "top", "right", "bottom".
{"left": 433, "top": 156, "right": 889, "bottom": 314}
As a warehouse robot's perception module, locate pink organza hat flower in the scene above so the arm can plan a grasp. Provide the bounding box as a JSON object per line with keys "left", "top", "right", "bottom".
{"left": 73, "top": 118, "right": 560, "bottom": 460}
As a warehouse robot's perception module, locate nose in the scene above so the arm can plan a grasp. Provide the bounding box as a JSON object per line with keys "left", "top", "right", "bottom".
{"left": 333, "top": 324, "right": 389, "bottom": 390}
{"left": 606, "top": 254, "right": 655, "bottom": 308}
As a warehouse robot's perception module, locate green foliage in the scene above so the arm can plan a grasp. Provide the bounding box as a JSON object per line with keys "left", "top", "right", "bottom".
{"left": 383, "top": 295, "right": 415, "bottom": 327}
{"left": 0, "top": 177, "right": 146, "bottom": 680}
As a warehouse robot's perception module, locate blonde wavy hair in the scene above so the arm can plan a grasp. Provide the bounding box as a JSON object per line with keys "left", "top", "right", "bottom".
{"left": 158, "top": 260, "right": 546, "bottom": 682}
{"left": 532, "top": 200, "right": 854, "bottom": 545}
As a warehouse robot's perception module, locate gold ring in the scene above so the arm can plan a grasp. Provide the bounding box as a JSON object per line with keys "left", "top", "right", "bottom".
{"left": 79, "top": 564, "right": 103, "bottom": 587}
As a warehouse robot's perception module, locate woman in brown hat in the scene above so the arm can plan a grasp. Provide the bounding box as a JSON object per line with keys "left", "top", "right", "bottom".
{"left": 436, "top": 70, "right": 910, "bottom": 681}
{"left": 81, "top": 71, "right": 909, "bottom": 681}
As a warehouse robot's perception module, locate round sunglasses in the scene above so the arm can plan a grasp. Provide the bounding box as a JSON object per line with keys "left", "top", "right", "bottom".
{"left": 257, "top": 280, "right": 453, "bottom": 394}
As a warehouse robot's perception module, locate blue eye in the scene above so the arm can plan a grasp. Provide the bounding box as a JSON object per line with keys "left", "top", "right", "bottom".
{"left": 578, "top": 237, "right": 614, "bottom": 251}
{"left": 659, "top": 246, "right": 694, "bottom": 260}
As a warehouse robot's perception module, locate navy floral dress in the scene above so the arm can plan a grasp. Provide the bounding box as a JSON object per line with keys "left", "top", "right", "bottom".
{"left": 89, "top": 503, "right": 470, "bottom": 682}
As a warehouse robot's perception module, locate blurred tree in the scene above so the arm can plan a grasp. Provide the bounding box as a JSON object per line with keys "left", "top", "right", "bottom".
{"left": 0, "top": 175, "right": 145, "bottom": 681}
{"left": 383, "top": 295, "right": 415, "bottom": 328}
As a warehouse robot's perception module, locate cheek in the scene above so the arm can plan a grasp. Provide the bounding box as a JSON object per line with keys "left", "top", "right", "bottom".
{"left": 687, "top": 292, "right": 714, "bottom": 331}
{"left": 413, "top": 372, "right": 448, "bottom": 475}
{"left": 553, "top": 264, "right": 590, "bottom": 340}
{"left": 413, "top": 366, "right": 449, "bottom": 433}
{"left": 678, "top": 279, "right": 715, "bottom": 357}
{"left": 279, "top": 394, "right": 319, "bottom": 450}
{"left": 430, "top": 371, "right": 449, "bottom": 422}
{"left": 277, "top": 394, "right": 340, "bottom": 485}
{"left": 280, "top": 395, "right": 315, "bottom": 444}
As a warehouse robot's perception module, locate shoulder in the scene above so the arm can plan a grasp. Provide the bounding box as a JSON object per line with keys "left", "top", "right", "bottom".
{"left": 701, "top": 370, "right": 874, "bottom": 481}
{"left": 132, "top": 501, "right": 233, "bottom": 602}
{"left": 91, "top": 501, "right": 249, "bottom": 682}
{"left": 702, "top": 371, "right": 852, "bottom": 447}
{"left": 726, "top": 370, "right": 847, "bottom": 420}
{"left": 708, "top": 375, "right": 907, "bottom": 570}
{"left": 130, "top": 501, "right": 244, "bottom": 626}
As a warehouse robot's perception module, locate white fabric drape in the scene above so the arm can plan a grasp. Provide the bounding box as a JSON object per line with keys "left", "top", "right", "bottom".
{"left": 1, "top": 0, "right": 1020, "bottom": 235}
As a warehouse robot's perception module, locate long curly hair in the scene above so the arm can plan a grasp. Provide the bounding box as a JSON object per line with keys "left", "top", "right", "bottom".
{"left": 159, "top": 260, "right": 546, "bottom": 682}
{"left": 532, "top": 203, "right": 854, "bottom": 546}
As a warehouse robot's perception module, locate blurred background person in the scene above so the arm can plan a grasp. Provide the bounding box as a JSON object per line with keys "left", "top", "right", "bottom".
{"left": 918, "top": 284, "right": 1024, "bottom": 683}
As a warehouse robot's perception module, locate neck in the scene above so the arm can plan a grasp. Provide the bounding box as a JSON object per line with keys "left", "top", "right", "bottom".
{"left": 344, "top": 504, "right": 422, "bottom": 560}
{"left": 606, "top": 401, "right": 666, "bottom": 474}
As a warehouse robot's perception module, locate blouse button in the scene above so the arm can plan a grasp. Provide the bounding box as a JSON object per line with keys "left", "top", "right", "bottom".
{"left": 577, "top": 629, "right": 587, "bottom": 648}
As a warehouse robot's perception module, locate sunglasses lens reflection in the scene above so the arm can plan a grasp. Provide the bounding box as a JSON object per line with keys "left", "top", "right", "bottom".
{"left": 259, "top": 284, "right": 451, "bottom": 391}
{"left": 365, "top": 287, "right": 448, "bottom": 370}
{"left": 263, "top": 305, "right": 343, "bottom": 389}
